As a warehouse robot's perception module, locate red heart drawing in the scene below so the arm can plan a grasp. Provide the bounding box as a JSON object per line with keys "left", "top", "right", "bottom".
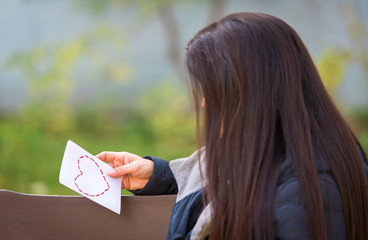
{"left": 74, "top": 155, "right": 110, "bottom": 197}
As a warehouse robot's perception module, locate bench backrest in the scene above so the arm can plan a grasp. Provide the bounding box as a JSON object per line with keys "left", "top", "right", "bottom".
{"left": 0, "top": 190, "right": 176, "bottom": 240}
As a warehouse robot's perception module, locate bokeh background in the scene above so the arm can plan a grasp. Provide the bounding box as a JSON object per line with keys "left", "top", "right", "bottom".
{"left": 0, "top": 0, "right": 367, "bottom": 195}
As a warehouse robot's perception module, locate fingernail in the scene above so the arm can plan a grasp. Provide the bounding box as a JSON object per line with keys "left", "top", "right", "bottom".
{"left": 106, "top": 169, "right": 116, "bottom": 175}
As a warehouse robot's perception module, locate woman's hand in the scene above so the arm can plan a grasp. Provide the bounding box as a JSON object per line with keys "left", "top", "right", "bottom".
{"left": 96, "top": 151, "right": 154, "bottom": 191}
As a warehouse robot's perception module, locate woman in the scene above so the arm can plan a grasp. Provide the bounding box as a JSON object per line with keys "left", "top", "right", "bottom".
{"left": 98, "top": 12, "right": 368, "bottom": 239}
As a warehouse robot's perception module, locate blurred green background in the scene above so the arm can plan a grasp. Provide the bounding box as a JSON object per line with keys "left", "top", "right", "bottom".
{"left": 0, "top": 0, "right": 367, "bottom": 195}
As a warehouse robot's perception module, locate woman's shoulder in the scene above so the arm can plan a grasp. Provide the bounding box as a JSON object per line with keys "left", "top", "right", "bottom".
{"left": 275, "top": 151, "right": 344, "bottom": 209}
{"left": 273, "top": 151, "right": 366, "bottom": 239}
{"left": 274, "top": 160, "right": 344, "bottom": 211}
{"left": 274, "top": 174, "right": 346, "bottom": 239}
{"left": 276, "top": 150, "right": 368, "bottom": 201}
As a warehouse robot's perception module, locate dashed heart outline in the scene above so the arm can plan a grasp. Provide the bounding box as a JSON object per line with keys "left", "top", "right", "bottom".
{"left": 74, "top": 155, "right": 110, "bottom": 197}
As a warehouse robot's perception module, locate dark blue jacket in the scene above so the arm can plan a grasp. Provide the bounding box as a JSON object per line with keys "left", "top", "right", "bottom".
{"left": 131, "top": 151, "right": 368, "bottom": 240}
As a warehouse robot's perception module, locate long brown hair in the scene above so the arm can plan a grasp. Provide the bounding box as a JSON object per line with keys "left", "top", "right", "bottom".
{"left": 185, "top": 12, "right": 368, "bottom": 240}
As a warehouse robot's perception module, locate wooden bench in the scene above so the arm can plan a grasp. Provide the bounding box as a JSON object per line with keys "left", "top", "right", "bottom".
{"left": 0, "top": 190, "right": 176, "bottom": 240}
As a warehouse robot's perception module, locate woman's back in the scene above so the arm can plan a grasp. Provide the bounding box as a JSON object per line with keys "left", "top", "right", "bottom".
{"left": 185, "top": 12, "right": 368, "bottom": 239}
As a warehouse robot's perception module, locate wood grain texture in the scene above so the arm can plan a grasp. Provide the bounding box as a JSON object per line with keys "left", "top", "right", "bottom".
{"left": 0, "top": 190, "right": 176, "bottom": 240}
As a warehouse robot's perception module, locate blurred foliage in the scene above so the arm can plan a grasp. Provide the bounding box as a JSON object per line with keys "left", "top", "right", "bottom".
{"left": 6, "top": 25, "right": 130, "bottom": 134}
{"left": 354, "top": 111, "right": 368, "bottom": 151}
{"left": 2, "top": 17, "right": 196, "bottom": 195}
{"left": 315, "top": 48, "right": 368, "bottom": 154}
{"left": 315, "top": 47, "right": 351, "bottom": 94}
{"left": 0, "top": 80, "right": 196, "bottom": 195}
{"left": 315, "top": 3, "right": 368, "bottom": 152}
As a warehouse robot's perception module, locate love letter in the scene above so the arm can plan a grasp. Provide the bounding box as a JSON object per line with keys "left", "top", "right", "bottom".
{"left": 59, "top": 140, "right": 123, "bottom": 214}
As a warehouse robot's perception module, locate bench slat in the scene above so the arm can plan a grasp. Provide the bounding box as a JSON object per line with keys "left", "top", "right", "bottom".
{"left": 0, "top": 190, "right": 176, "bottom": 240}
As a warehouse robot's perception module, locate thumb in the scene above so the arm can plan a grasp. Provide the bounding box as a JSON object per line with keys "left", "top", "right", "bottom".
{"left": 106, "top": 163, "right": 136, "bottom": 178}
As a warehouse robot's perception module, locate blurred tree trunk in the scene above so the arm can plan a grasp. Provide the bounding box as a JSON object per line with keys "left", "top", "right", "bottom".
{"left": 157, "top": 0, "right": 228, "bottom": 82}
{"left": 157, "top": 2, "right": 187, "bottom": 82}
{"left": 208, "top": 0, "right": 228, "bottom": 23}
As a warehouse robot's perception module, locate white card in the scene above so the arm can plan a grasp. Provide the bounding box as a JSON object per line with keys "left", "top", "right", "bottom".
{"left": 59, "top": 140, "right": 122, "bottom": 214}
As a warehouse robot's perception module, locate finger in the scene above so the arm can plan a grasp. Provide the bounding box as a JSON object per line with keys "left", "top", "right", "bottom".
{"left": 106, "top": 163, "right": 137, "bottom": 178}
{"left": 96, "top": 152, "right": 107, "bottom": 161}
{"left": 96, "top": 151, "right": 119, "bottom": 162}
